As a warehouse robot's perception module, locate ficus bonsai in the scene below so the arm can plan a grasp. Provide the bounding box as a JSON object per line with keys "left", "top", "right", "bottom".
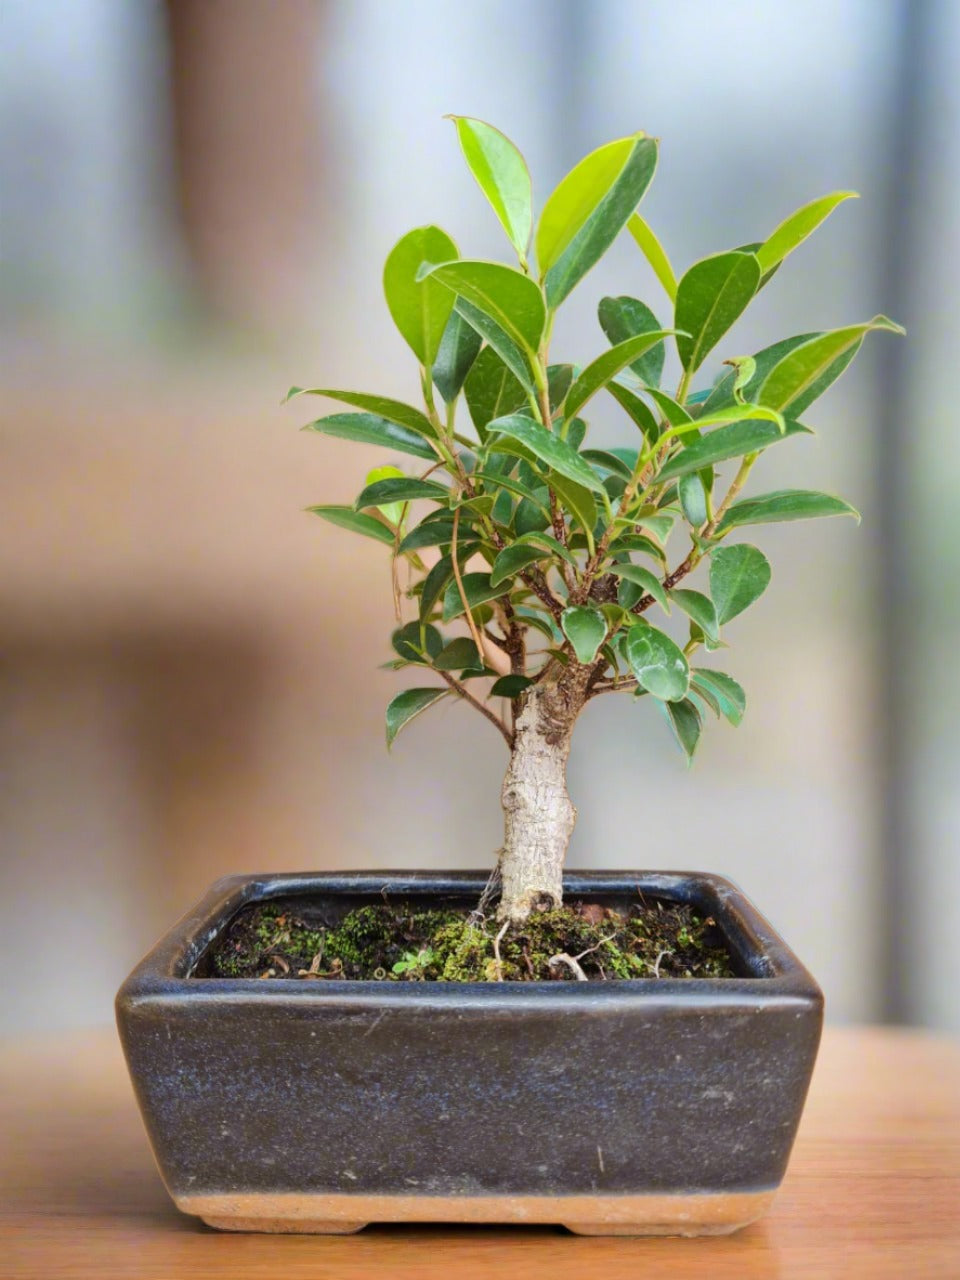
{"left": 288, "top": 118, "right": 902, "bottom": 926}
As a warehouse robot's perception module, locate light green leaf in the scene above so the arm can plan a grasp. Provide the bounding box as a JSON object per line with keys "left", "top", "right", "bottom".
{"left": 284, "top": 388, "right": 436, "bottom": 439}
{"left": 669, "top": 588, "right": 719, "bottom": 643}
{"left": 303, "top": 412, "right": 436, "bottom": 460}
{"left": 490, "top": 543, "right": 551, "bottom": 587}
{"left": 700, "top": 333, "right": 818, "bottom": 414}
{"left": 608, "top": 563, "right": 669, "bottom": 612}
{"left": 455, "top": 299, "right": 536, "bottom": 391}
{"left": 717, "top": 489, "right": 860, "bottom": 532}
{"left": 355, "top": 476, "right": 450, "bottom": 510}
{"left": 656, "top": 418, "right": 810, "bottom": 483}
{"left": 463, "top": 345, "right": 528, "bottom": 436}
{"left": 675, "top": 251, "right": 761, "bottom": 373}
{"left": 486, "top": 414, "right": 606, "bottom": 493}
{"left": 490, "top": 674, "right": 534, "bottom": 699}
{"left": 691, "top": 668, "right": 745, "bottom": 726}
{"left": 539, "top": 134, "right": 658, "bottom": 306}
{"left": 450, "top": 116, "right": 532, "bottom": 258}
{"left": 423, "top": 260, "right": 546, "bottom": 354}
{"left": 565, "top": 331, "right": 678, "bottom": 420}
{"left": 624, "top": 622, "right": 690, "bottom": 701}
{"left": 441, "top": 572, "right": 504, "bottom": 622}
{"left": 678, "top": 472, "right": 708, "bottom": 527}
{"left": 661, "top": 697, "right": 703, "bottom": 763}
{"left": 432, "top": 309, "right": 483, "bottom": 403}
{"left": 597, "top": 296, "right": 666, "bottom": 387}
{"left": 710, "top": 544, "right": 771, "bottom": 624}
{"left": 383, "top": 226, "right": 458, "bottom": 365}
{"left": 386, "top": 687, "right": 448, "bottom": 748}
{"left": 561, "top": 606, "right": 607, "bottom": 664}
{"left": 363, "top": 464, "right": 407, "bottom": 525}
{"left": 627, "top": 213, "right": 677, "bottom": 301}
{"left": 307, "top": 505, "right": 394, "bottom": 546}
{"left": 757, "top": 316, "right": 905, "bottom": 413}
{"left": 756, "top": 191, "right": 858, "bottom": 275}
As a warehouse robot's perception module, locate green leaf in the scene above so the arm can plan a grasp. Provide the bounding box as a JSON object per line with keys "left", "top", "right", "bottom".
{"left": 355, "top": 476, "right": 450, "bottom": 510}
{"left": 434, "top": 636, "right": 484, "bottom": 672}
{"left": 717, "top": 489, "right": 860, "bottom": 532}
{"left": 661, "top": 698, "right": 703, "bottom": 763}
{"left": 700, "top": 333, "right": 818, "bottom": 415}
{"left": 383, "top": 226, "right": 458, "bottom": 366}
{"left": 490, "top": 543, "right": 551, "bottom": 587}
{"left": 454, "top": 299, "right": 536, "bottom": 390}
{"left": 303, "top": 412, "right": 436, "bottom": 461}
{"left": 473, "top": 470, "right": 551, "bottom": 517}
{"left": 539, "top": 134, "right": 659, "bottom": 306}
{"left": 656, "top": 418, "right": 809, "bottom": 483}
{"left": 597, "top": 296, "right": 666, "bottom": 386}
{"left": 307, "top": 505, "right": 394, "bottom": 546}
{"left": 608, "top": 563, "right": 669, "bottom": 612}
{"left": 606, "top": 379, "right": 660, "bottom": 440}
{"left": 463, "top": 345, "right": 528, "bottom": 436}
{"left": 757, "top": 316, "right": 905, "bottom": 414}
{"left": 691, "top": 668, "right": 745, "bottom": 726}
{"left": 675, "top": 251, "right": 761, "bottom": 373}
{"left": 627, "top": 213, "right": 677, "bottom": 301}
{"left": 624, "top": 622, "right": 689, "bottom": 702}
{"left": 610, "top": 533, "right": 667, "bottom": 563}
{"left": 398, "top": 520, "right": 456, "bottom": 553}
{"left": 490, "top": 674, "right": 534, "bottom": 699}
{"left": 561, "top": 606, "right": 607, "bottom": 664}
{"left": 678, "top": 472, "right": 708, "bottom": 527}
{"left": 423, "top": 260, "right": 546, "bottom": 355}
{"left": 710, "top": 544, "right": 771, "bottom": 624}
{"left": 392, "top": 621, "right": 443, "bottom": 662}
{"left": 386, "top": 687, "right": 448, "bottom": 748}
{"left": 565, "top": 330, "right": 677, "bottom": 420}
{"left": 669, "top": 588, "right": 719, "bottom": 644}
{"left": 419, "top": 554, "right": 453, "bottom": 621}
{"left": 546, "top": 472, "right": 598, "bottom": 548}
{"left": 513, "top": 530, "right": 579, "bottom": 566}
{"left": 362, "top": 465, "right": 407, "bottom": 526}
{"left": 441, "top": 572, "right": 504, "bottom": 622}
{"left": 285, "top": 388, "right": 436, "bottom": 439}
{"left": 431, "top": 309, "right": 483, "bottom": 402}
{"left": 547, "top": 364, "right": 575, "bottom": 411}
{"left": 580, "top": 448, "right": 635, "bottom": 481}
{"left": 756, "top": 191, "right": 858, "bottom": 275}
{"left": 450, "top": 116, "right": 532, "bottom": 258}
{"left": 486, "top": 414, "right": 606, "bottom": 493}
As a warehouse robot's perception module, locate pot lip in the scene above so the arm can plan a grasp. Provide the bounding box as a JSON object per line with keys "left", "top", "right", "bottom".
{"left": 116, "top": 870, "right": 824, "bottom": 1012}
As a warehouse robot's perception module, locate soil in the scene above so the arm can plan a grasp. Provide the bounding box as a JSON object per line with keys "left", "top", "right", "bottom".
{"left": 205, "top": 896, "right": 736, "bottom": 982}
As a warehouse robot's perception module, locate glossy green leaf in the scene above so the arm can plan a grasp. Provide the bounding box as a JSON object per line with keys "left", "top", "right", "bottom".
{"left": 608, "top": 563, "right": 669, "bottom": 612}
{"left": 303, "top": 412, "right": 436, "bottom": 460}
{"left": 661, "top": 698, "right": 702, "bottom": 762}
{"left": 598, "top": 296, "right": 666, "bottom": 386}
{"left": 419, "top": 554, "right": 453, "bottom": 621}
{"left": 756, "top": 191, "right": 858, "bottom": 275}
{"left": 610, "top": 533, "right": 667, "bottom": 563}
{"left": 709, "top": 544, "right": 771, "bottom": 624}
{"left": 392, "top": 621, "right": 443, "bottom": 663}
{"left": 678, "top": 472, "right": 708, "bottom": 527}
{"left": 455, "top": 299, "right": 535, "bottom": 390}
{"left": 646, "top": 386, "right": 693, "bottom": 426}
{"left": 546, "top": 472, "right": 598, "bottom": 547}
{"left": 490, "top": 674, "right": 534, "bottom": 698}
{"left": 691, "top": 668, "right": 745, "bottom": 726}
{"left": 432, "top": 309, "right": 483, "bottom": 402}
{"left": 627, "top": 213, "right": 677, "bottom": 301}
{"left": 424, "top": 260, "right": 546, "bottom": 355}
{"left": 656, "top": 418, "right": 810, "bottom": 483}
{"left": 565, "top": 331, "right": 677, "bottom": 420}
{"left": 561, "top": 606, "right": 607, "bottom": 664}
{"left": 539, "top": 134, "right": 658, "bottom": 306}
{"left": 463, "top": 345, "right": 528, "bottom": 435}
{"left": 285, "top": 389, "right": 437, "bottom": 439}
{"left": 717, "top": 489, "right": 860, "bottom": 532}
{"left": 606, "top": 379, "right": 660, "bottom": 439}
{"left": 473, "top": 470, "right": 551, "bottom": 518}
{"left": 700, "top": 333, "right": 817, "bottom": 414}
{"left": 441, "top": 572, "right": 504, "bottom": 622}
{"left": 757, "top": 316, "right": 905, "bottom": 413}
{"left": 383, "top": 226, "right": 458, "bottom": 365}
{"left": 490, "top": 543, "right": 551, "bottom": 587}
{"left": 398, "top": 520, "right": 456, "bottom": 553}
{"left": 363, "top": 465, "right": 407, "bottom": 525}
{"left": 450, "top": 116, "right": 532, "bottom": 258}
{"left": 669, "top": 588, "right": 719, "bottom": 643}
{"left": 386, "top": 687, "right": 448, "bottom": 748}
{"left": 486, "top": 414, "right": 606, "bottom": 493}
{"left": 547, "top": 363, "right": 575, "bottom": 411}
{"left": 307, "top": 505, "right": 394, "bottom": 546}
{"left": 513, "top": 530, "right": 579, "bottom": 566}
{"left": 624, "top": 622, "right": 689, "bottom": 702}
{"left": 355, "top": 476, "right": 451, "bottom": 510}
{"left": 580, "top": 448, "right": 634, "bottom": 481}
{"left": 434, "top": 636, "right": 484, "bottom": 671}
{"left": 675, "top": 251, "right": 761, "bottom": 373}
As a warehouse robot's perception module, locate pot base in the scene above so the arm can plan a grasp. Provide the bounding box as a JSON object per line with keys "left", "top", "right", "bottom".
{"left": 182, "top": 1189, "right": 775, "bottom": 1237}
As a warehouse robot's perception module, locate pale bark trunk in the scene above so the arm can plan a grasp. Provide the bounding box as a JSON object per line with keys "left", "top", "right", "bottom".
{"left": 497, "top": 683, "right": 580, "bottom": 923}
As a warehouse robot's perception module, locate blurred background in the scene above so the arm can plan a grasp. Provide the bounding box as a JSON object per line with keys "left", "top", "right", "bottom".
{"left": 1, "top": 0, "right": 957, "bottom": 1035}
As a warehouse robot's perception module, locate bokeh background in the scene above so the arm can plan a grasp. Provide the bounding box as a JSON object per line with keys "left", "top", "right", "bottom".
{"left": 2, "top": 0, "right": 957, "bottom": 1035}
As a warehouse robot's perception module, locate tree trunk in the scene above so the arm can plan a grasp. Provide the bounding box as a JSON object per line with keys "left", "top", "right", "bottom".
{"left": 497, "top": 681, "right": 583, "bottom": 923}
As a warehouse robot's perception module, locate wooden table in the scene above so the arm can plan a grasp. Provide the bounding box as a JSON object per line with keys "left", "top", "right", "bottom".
{"left": 2, "top": 1026, "right": 957, "bottom": 1279}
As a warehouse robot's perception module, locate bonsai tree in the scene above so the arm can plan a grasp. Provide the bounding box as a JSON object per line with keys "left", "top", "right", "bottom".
{"left": 288, "top": 119, "right": 902, "bottom": 925}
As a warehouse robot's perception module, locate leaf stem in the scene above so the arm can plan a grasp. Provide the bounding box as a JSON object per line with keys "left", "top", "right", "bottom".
{"left": 436, "top": 669, "right": 514, "bottom": 749}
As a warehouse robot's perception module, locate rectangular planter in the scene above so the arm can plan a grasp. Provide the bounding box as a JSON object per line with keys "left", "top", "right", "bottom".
{"left": 116, "top": 870, "right": 822, "bottom": 1236}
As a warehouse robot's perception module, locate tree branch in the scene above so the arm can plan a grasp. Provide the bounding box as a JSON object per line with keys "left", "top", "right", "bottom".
{"left": 436, "top": 670, "right": 514, "bottom": 749}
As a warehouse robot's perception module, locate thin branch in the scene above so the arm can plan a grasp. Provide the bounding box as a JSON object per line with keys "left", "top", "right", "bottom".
{"left": 451, "top": 504, "right": 486, "bottom": 660}
{"left": 436, "top": 669, "right": 514, "bottom": 749}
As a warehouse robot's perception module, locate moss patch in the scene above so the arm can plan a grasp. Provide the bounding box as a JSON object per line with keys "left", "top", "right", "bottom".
{"left": 207, "top": 897, "right": 735, "bottom": 981}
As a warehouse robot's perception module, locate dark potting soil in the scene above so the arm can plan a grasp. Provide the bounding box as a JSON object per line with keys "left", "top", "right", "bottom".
{"left": 206, "top": 896, "right": 736, "bottom": 982}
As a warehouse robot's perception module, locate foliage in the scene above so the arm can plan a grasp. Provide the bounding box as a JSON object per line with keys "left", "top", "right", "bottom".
{"left": 291, "top": 120, "right": 902, "bottom": 764}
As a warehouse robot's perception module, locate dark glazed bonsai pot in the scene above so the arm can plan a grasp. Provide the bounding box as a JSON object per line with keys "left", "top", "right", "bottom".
{"left": 116, "top": 870, "right": 822, "bottom": 1236}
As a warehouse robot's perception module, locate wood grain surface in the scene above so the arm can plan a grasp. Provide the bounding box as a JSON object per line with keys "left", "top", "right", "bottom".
{"left": 2, "top": 1025, "right": 957, "bottom": 1278}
